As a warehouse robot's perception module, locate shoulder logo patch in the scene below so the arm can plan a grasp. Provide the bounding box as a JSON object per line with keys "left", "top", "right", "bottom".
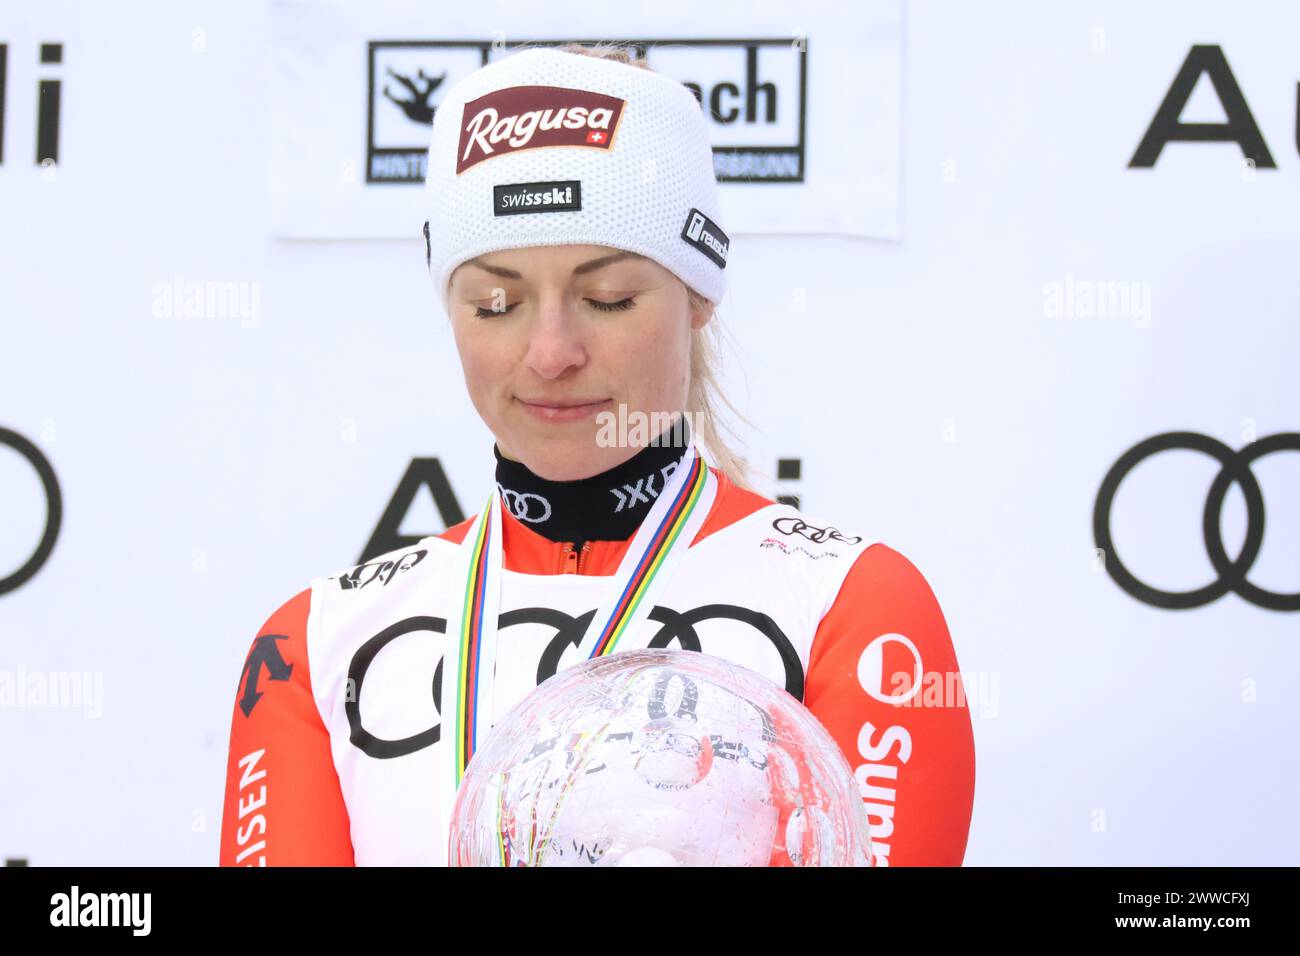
{"left": 770, "top": 516, "right": 862, "bottom": 545}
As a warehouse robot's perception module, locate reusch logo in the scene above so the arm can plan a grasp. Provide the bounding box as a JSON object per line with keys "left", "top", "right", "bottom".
{"left": 494, "top": 179, "right": 582, "bottom": 216}
{"left": 456, "top": 85, "right": 625, "bottom": 173}
{"left": 681, "top": 208, "right": 729, "bottom": 268}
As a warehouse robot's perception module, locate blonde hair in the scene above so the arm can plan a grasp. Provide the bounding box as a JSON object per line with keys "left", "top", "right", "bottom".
{"left": 548, "top": 42, "right": 759, "bottom": 493}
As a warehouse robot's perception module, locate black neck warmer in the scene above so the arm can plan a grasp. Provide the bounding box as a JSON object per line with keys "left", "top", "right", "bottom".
{"left": 493, "top": 416, "right": 692, "bottom": 547}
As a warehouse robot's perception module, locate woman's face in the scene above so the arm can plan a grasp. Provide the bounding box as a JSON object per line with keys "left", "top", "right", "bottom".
{"left": 448, "top": 244, "right": 712, "bottom": 481}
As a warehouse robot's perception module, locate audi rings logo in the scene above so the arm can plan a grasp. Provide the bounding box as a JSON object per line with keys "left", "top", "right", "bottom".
{"left": 771, "top": 516, "right": 862, "bottom": 545}
{"left": 0, "top": 427, "right": 62, "bottom": 596}
{"left": 1094, "top": 431, "right": 1300, "bottom": 611}
{"left": 498, "top": 485, "right": 551, "bottom": 523}
{"left": 345, "top": 602, "right": 802, "bottom": 759}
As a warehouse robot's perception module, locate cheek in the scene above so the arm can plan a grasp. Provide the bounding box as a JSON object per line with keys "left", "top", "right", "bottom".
{"left": 453, "top": 321, "right": 506, "bottom": 387}
{"left": 618, "top": 315, "right": 691, "bottom": 399}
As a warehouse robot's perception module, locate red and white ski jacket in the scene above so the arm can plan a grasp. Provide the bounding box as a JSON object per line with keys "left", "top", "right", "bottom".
{"left": 219, "top": 466, "right": 976, "bottom": 866}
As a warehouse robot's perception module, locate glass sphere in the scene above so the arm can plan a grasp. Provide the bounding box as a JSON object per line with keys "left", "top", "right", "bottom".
{"left": 448, "top": 647, "right": 873, "bottom": 867}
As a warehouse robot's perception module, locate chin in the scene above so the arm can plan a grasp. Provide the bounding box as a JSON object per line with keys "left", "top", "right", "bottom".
{"left": 515, "top": 435, "right": 622, "bottom": 481}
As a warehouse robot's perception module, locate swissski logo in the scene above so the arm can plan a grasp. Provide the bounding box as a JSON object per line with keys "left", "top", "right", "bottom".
{"left": 493, "top": 179, "right": 582, "bottom": 214}
{"left": 494, "top": 180, "right": 583, "bottom": 216}
{"left": 366, "top": 40, "right": 808, "bottom": 184}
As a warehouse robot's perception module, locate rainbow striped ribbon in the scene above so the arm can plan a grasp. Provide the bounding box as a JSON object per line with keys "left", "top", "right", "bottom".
{"left": 581, "top": 451, "right": 708, "bottom": 659}
{"left": 452, "top": 492, "right": 496, "bottom": 789}
{"left": 440, "top": 443, "right": 718, "bottom": 863}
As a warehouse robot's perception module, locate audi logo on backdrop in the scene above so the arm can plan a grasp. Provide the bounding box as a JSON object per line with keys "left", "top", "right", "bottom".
{"left": 1094, "top": 432, "right": 1300, "bottom": 611}
{"left": 0, "top": 427, "right": 62, "bottom": 596}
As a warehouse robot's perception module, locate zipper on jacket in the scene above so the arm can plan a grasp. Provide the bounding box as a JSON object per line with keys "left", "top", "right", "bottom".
{"left": 560, "top": 541, "right": 593, "bottom": 575}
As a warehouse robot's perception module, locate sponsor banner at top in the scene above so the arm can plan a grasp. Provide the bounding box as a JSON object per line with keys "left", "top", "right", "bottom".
{"left": 271, "top": 1, "right": 901, "bottom": 240}
{"left": 366, "top": 40, "right": 808, "bottom": 186}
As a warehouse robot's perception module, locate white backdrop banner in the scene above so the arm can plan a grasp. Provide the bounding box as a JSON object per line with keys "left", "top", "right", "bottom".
{"left": 0, "top": 0, "right": 1297, "bottom": 867}
{"left": 269, "top": 0, "right": 903, "bottom": 239}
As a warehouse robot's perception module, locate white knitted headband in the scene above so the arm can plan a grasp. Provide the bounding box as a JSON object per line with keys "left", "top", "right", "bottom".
{"left": 423, "top": 47, "right": 729, "bottom": 313}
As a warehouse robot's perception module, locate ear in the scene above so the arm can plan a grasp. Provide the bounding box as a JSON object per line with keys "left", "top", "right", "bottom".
{"left": 688, "top": 292, "right": 715, "bottom": 332}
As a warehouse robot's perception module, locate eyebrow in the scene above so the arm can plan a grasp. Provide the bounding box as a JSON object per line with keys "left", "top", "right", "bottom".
{"left": 462, "top": 250, "right": 644, "bottom": 280}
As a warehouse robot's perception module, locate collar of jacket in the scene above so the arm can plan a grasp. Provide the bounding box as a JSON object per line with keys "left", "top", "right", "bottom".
{"left": 439, "top": 464, "right": 771, "bottom": 577}
{"left": 492, "top": 416, "right": 693, "bottom": 548}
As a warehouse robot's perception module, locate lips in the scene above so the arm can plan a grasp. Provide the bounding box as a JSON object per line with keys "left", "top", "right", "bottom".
{"left": 516, "top": 396, "right": 612, "bottom": 423}
{"left": 519, "top": 398, "right": 607, "bottom": 408}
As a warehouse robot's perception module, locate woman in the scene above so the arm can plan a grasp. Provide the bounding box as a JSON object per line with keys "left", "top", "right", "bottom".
{"left": 219, "top": 44, "right": 975, "bottom": 866}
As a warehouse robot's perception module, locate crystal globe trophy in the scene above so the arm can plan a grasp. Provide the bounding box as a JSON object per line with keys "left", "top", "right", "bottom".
{"left": 448, "top": 647, "right": 874, "bottom": 867}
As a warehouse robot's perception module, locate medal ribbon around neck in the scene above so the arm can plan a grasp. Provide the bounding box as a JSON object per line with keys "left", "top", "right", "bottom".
{"left": 439, "top": 443, "right": 718, "bottom": 856}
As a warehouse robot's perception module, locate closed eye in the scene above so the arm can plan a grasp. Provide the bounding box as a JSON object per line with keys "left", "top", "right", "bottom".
{"left": 587, "top": 297, "right": 637, "bottom": 312}
{"left": 474, "top": 302, "right": 518, "bottom": 318}
{"left": 473, "top": 297, "right": 637, "bottom": 318}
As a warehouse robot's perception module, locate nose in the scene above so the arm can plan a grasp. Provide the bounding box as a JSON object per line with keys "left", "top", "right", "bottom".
{"left": 522, "top": 293, "right": 588, "bottom": 380}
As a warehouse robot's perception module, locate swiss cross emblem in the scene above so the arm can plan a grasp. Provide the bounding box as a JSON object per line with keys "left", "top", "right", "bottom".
{"left": 586, "top": 130, "right": 607, "bottom": 144}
